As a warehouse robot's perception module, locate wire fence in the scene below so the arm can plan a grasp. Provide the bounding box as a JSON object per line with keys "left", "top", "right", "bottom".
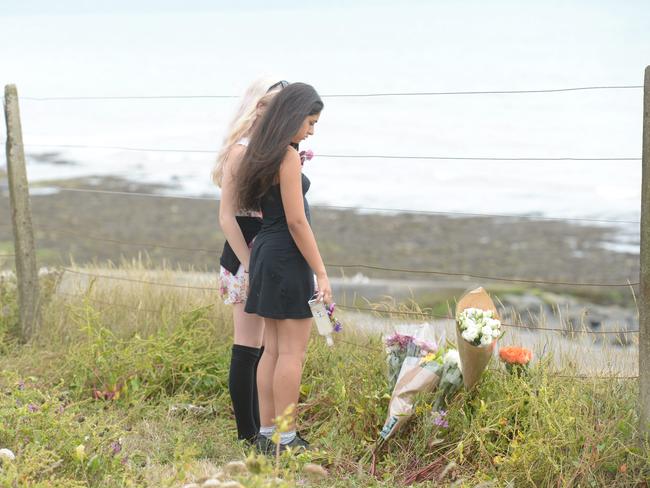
{"left": 43, "top": 225, "right": 637, "bottom": 287}
{"left": 3, "top": 80, "right": 645, "bottom": 383}
{"left": 20, "top": 143, "right": 641, "bottom": 161}
{"left": 51, "top": 287, "right": 638, "bottom": 380}
{"left": 43, "top": 186, "right": 643, "bottom": 225}
{"left": 56, "top": 267, "right": 638, "bottom": 336}
{"left": 18, "top": 83, "right": 644, "bottom": 100}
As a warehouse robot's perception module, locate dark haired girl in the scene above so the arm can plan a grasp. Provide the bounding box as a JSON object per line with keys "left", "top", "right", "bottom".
{"left": 237, "top": 82, "right": 332, "bottom": 451}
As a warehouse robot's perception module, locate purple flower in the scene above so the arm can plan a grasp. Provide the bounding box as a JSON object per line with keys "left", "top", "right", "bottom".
{"left": 27, "top": 403, "right": 39, "bottom": 413}
{"left": 58, "top": 404, "right": 65, "bottom": 414}
{"left": 333, "top": 320, "right": 343, "bottom": 333}
{"left": 385, "top": 333, "right": 415, "bottom": 349}
{"left": 110, "top": 441, "right": 122, "bottom": 456}
{"left": 433, "top": 410, "right": 448, "bottom": 428}
{"left": 17, "top": 380, "right": 25, "bottom": 391}
{"left": 415, "top": 338, "right": 437, "bottom": 354}
{"left": 299, "top": 149, "right": 315, "bottom": 165}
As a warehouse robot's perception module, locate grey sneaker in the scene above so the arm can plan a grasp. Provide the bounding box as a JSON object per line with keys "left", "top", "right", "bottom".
{"left": 279, "top": 432, "right": 310, "bottom": 452}
{"left": 254, "top": 435, "right": 275, "bottom": 455}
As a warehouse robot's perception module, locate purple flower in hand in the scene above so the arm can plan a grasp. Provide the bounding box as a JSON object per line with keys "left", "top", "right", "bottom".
{"left": 325, "top": 303, "right": 343, "bottom": 332}
{"left": 333, "top": 320, "right": 343, "bottom": 333}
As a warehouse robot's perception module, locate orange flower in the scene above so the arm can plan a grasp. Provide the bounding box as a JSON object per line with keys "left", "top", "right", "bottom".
{"left": 499, "top": 346, "right": 533, "bottom": 365}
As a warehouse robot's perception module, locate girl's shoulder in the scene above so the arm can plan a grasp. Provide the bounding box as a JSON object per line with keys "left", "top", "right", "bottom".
{"left": 285, "top": 144, "right": 300, "bottom": 159}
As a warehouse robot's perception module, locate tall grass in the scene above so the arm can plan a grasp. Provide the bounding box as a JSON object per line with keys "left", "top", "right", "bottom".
{"left": 0, "top": 262, "right": 648, "bottom": 487}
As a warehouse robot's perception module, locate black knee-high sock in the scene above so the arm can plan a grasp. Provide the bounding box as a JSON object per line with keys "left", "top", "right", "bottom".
{"left": 252, "top": 345, "right": 264, "bottom": 431}
{"left": 229, "top": 344, "right": 262, "bottom": 442}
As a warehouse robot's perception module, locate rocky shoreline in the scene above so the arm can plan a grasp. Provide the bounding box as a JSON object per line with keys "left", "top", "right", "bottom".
{"left": 0, "top": 172, "right": 640, "bottom": 334}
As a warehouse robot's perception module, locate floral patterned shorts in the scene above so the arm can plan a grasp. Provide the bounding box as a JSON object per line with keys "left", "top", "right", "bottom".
{"left": 219, "top": 239, "right": 254, "bottom": 305}
{"left": 218, "top": 263, "right": 248, "bottom": 305}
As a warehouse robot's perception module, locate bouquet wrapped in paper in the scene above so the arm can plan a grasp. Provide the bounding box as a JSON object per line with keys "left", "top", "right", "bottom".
{"left": 379, "top": 349, "right": 443, "bottom": 440}
{"left": 384, "top": 328, "right": 438, "bottom": 391}
{"left": 455, "top": 287, "right": 502, "bottom": 389}
{"left": 431, "top": 348, "right": 463, "bottom": 412}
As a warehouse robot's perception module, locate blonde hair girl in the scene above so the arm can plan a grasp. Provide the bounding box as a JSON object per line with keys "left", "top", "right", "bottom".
{"left": 214, "top": 77, "right": 288, "bottom": 444}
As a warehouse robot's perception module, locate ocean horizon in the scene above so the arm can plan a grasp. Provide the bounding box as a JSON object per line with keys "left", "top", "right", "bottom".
{"left": 1, "top": 1, "right": 647, "bottom": 253}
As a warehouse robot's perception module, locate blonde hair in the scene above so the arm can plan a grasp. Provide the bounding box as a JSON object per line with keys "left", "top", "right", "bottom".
{"left": 212, "top": 77, "right": 284, "bottom": 187}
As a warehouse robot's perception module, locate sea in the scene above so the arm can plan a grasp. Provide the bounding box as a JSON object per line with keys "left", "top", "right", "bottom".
{"left": 0, "top": 1, "right": 647, "bottom": 253}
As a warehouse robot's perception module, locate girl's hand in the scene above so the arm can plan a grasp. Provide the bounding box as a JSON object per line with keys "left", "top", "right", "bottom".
{"left": 316, "top": 274, "right": 332, "bottom": 305}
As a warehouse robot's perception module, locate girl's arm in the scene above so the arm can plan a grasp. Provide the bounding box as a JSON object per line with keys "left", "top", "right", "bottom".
{"left": 279, "top": 147, "right": 332, "bottom": 303}
{"left": 218, "top": 145, "right": 252, "bottom": 271}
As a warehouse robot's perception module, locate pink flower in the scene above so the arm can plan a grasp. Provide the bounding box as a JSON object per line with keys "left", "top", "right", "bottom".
{"left": 299, "top": 149, "right": 314, "bottom": 165}
{"left": 110, "top": 441, "right": 122, "bottom": 456}
{"left": 385, "top": 333, "right": 415, "bottom": 349}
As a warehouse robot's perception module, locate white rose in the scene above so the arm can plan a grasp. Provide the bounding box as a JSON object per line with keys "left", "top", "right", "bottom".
{"left": 462, "top": 326, "right": 478, "bottom": 342}
{"left": 486, "top": 318, "right": 500, "bottom": 329}
{"left": 463, "top": 318, "right": 477, "bottom": 331}
{"left": 481, "top": 325, "right": 493, "bottom": 338}
{"left": 480, "top": 334, "right": 494, "bottom": 346}
{"left": 443, "top": 349, "right": 460, "bottom": 366}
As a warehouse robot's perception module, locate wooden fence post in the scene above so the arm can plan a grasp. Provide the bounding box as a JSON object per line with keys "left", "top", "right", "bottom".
{"left": 640, "top": 66, "right": 650, "bottom": 437}
{"left": 4, "top": 84, "right": 40, "bottom": 341}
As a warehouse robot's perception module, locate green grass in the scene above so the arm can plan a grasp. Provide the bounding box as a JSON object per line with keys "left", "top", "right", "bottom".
{"left": 0, "top": 264, "right": 648, "bottom": 487}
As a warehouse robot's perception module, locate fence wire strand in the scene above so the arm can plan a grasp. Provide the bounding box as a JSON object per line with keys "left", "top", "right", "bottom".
{"left": 41, "top": 186, "right": 642, "bottom": 225}
{"left": 57, "top": 268, "right": 638, "bottom": 335}
{"left": 336, "top": 304, "right": 638, "bottom": 335}
{"left": 52, "top": 290, "right": 637, "bottom": 380}
{"left": 43, "top": 227, "right": 639, "bottom": 287}
{"left": 21, "top": 143, "right": 641, "bottom": 161}
{"left": 18, "top": 84, "right": 644, "bottom": 101}
{"left": 327, "top": 263, "right": 639, "bottom": 287}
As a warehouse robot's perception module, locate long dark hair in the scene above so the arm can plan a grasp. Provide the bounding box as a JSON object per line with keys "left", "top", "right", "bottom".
{"left": 236, "top": 82, "right": 323, "bottom": 211}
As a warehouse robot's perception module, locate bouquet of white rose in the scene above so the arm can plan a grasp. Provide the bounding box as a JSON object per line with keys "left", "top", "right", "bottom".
{"left": 457, "top": 308, "right": 502, "bottom": 346}
{"left": 455, "top": 287, "right": 502, "bottom": 389}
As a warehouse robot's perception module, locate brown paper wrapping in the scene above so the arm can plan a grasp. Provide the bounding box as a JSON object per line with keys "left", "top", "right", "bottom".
{"left": 455, "top": 287, "right": 499, "bottom": 390}
{"left": 379, "top": 358, "right": 441, "bottom": 440}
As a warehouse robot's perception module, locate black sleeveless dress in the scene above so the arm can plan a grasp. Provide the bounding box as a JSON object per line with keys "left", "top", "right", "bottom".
{"left": 244, "top": 173, "right": 315, "bottom": 319}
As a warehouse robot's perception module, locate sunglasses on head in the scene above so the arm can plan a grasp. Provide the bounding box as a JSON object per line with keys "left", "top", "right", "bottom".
{"left": 267, "top": 80, "right": 289, "bottom": 92}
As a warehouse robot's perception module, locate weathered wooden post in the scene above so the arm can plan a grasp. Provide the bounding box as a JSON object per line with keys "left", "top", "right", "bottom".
{"left": 640, "top": 66, "right": 650, "bottom": 437}
{"left": 4, "top": 84, "right": 40, "bottom": 341}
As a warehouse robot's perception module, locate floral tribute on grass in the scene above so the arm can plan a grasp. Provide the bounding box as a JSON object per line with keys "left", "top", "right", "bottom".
{"left": 378, "top": 340, "right": 463, "bottom": 443}
{"left": 455, "top": 287, "right": 503, "bottom": 390}
{"left": 499, "top": 345, "right": 533, "bottom": 375}
{"left": 385, "top": 332, "right": 437, "bottom": 391}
